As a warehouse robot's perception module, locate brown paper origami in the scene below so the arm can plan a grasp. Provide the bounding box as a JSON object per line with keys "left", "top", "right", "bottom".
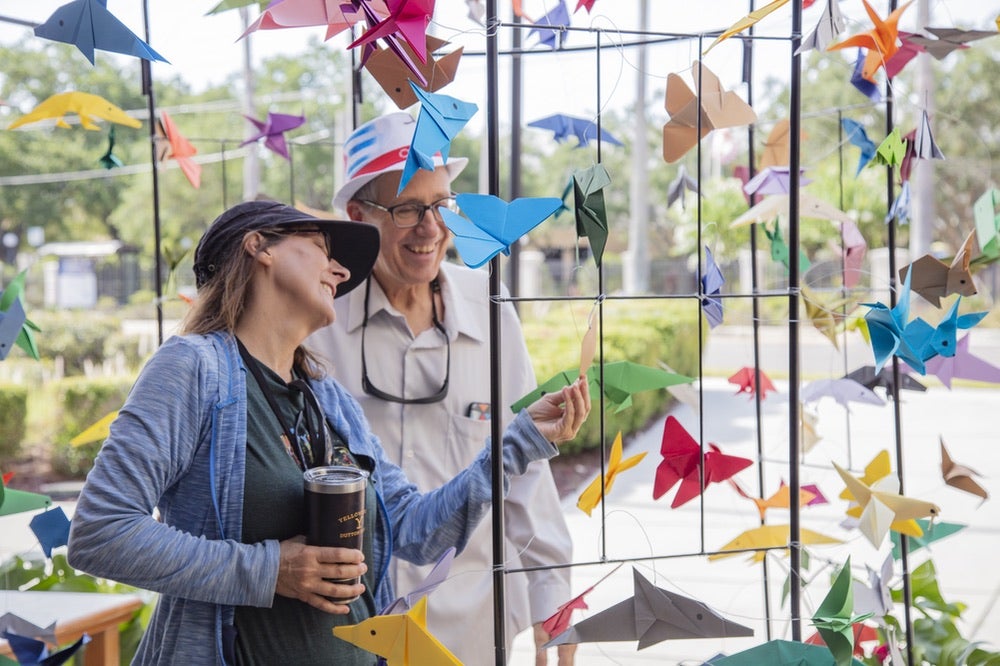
{"left": 364, "top": 35, "right": 463, "bottom": 109}
{"left": 899, "top": 230, "right": 976, "bottom": 308}
{"left": 940, "top": 438, "right": 988, "bottom": 501}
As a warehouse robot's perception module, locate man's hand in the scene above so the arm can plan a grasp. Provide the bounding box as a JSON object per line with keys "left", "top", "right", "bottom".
{"left": 533, "top": 623, "right": 576, "bottom": 666}
{"left": 526, "top": 375, "right": 591, "bottom": 444}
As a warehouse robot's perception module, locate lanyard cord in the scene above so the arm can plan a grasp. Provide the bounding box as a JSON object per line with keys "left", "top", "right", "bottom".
{"left": 236, "top": 337, "right": 317, "bottom": 470}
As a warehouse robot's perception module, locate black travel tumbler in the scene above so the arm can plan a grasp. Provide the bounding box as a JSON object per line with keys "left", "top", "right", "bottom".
{"left": 303, "top": 465, "right": 368, "bottom": 602}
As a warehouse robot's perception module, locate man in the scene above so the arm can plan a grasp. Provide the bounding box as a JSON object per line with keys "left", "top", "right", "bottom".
{"left": 307, "top": 112, "right": 575, "bottom": 665}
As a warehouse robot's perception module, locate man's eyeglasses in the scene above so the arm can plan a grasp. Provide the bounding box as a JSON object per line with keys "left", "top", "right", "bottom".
{"left": 360, "top": 196, "right": 458, "bottom": 229}
{"left": 360, "top": 277, "right": 450, "bottom": 404}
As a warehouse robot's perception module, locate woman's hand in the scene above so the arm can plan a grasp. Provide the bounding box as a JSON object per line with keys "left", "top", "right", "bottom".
{"left": 525, "top": 375, "right": 591, "bottom": 444}
{"left": 276, "top": 536, "right": 367, "bottom": 613}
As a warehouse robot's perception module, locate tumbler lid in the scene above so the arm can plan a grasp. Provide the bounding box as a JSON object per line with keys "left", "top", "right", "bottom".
{"left": 303, "top": 465, "right": 369, "bottom": 494}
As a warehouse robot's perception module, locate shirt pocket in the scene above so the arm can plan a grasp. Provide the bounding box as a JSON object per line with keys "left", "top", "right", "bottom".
{"left": 445, "top": 413, "right": 493, "bottom": 472}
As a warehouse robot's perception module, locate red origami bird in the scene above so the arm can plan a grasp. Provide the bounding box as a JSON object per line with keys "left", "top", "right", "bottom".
{"left": 653, "top": 416, "right": 753, "bottom": 508}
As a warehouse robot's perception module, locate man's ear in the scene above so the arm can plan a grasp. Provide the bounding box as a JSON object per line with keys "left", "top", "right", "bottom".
{"left": 345, "top": 200, "right": 366, "bottom": 222}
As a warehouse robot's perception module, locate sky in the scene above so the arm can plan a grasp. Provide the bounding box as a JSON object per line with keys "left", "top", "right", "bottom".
{"left": 1, "top": 0, "right": 996, "bottom": 131}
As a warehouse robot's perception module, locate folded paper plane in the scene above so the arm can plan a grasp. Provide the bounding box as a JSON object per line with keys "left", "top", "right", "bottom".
{"left": 666, "top": 164, "right": 699, "bottom": 209}
{"left": 544, "top": 567, "right": 753, "bottom": 648}
{"left": 796, "top": 0, "right": 847, "bottom": 54}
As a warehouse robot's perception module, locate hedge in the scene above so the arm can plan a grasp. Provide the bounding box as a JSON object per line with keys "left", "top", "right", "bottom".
{"left": 520, "top": 299, "right": 704, "bottom": 454}
{"left": 48, "top": 377, "right": 135, "bottom": 477}
{"left": 0, "top": 384, "right": 28, "bottom": 460}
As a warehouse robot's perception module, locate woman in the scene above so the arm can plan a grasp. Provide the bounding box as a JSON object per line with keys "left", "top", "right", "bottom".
{"left": 67, "top": 200, "right": 590, "bottom": 665}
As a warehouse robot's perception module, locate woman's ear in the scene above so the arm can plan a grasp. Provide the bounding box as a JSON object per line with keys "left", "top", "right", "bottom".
{"left": 244, "top": 232, "right": 273, "bottom": 265}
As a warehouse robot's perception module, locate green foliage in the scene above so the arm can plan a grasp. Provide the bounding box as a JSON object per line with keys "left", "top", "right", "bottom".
{"left": 49, "top": 377, "right": 134, "bottom": 477}
{"left": 0, "top": 384, "right": 28, "bottom": 459}
{"left": 30, "top": 310, "right": 121, "bottom": 377}
{"left": 521, "top": 299, "right": 703, "bottom": 454}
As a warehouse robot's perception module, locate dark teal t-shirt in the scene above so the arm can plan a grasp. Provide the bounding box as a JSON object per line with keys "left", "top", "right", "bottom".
{"left": 235, "top": 360, "right": 377, "bottom": 666}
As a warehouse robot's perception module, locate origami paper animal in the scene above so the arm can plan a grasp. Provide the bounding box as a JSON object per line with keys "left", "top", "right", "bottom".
{"left": 29, "top": 506, "right": 72, "bottom": 558}
{"left": 899, "top": 231, "right": 975, "bottom": 308}
{"left": 333, "top": 596, "right": 461, "bottom": 665}
{"left": 381, "top": 547, "right": 456, "bottom": 615}
{"left": 841, "top": 219, "right": 867, "bottom": 288}
{"left": 974, "top": 188, "right": 1000, "bottom": 259}
{"left": 571, "top": 164, "right": 611, "bottom": 266}
{"left": 527, "top": 114, "right": 622, "bottom": 148}
{"left": 849, "top": 49, "right": 881, "bottom": 102}
{"left": 155, "top": 110, "right": 201, "bottom": 189}
{"left": 827, "top": 0, "right": 914, "bottom": 82}
{"left": 759, "top": 118, "right": 791, "bottom": 168}
{"left": 800, "top": 405, "right": 822, "bottom": 453}
{"left": 844, "top": 365, "right": 926, "bottom": 395}
{"left": 852, "top": 553, "right": 894, "bottom": 623}
{"left": 701, "top": 246, "right": 725, "bottom": 329}
{"left": 574, "top": 0, "right": 597, "bottom": 13}
{"left": 714, "top": 638, "right": 866, "bottom": 665}
{"left": 841, "top": 118, "right": 876, "bottom": 176}
{"left": 347, "top": 0, "right": 429, "bottom": 86}
{"left": 544, "top": 567, "right": 753, "bottom": 648}
{"left": 240, "top": 111, "right": 306, "bottom": 160}
{"left": 7, "top": 91, "right": 142, "bottom": 131}
{"left": 542, "top": 564, "right": 623, "bottom": 638}
{"left": 2, "top": 630, "right": 90, "bottom": 666}
{"left": 796, "top": 0, "right": 847, "bottom": 54}
{"left": 365, "top": 36, "right": 463, "bottom": 109}
{"left": 512, "top": 360, "right": 693, "bottom": 414}
{"left": 0, "top": 472, "right": 51, "bottom": 517}
{"left": 763, "top": 222, "right": 811, "bottom": 273}
{"left": 98, "top": 126, "right": 122, "bottom": 169}
{"left": 527, "top": 1, "right": 570, "bottom": 50}
{"left": 802, "top": 287, "right": 856, "bottom": 350}
{"left": 904, "top": 27, "right": 997, "bottom": 60}
{"left": 727, "top": 366, "right": 776, "bottom": 399}
{"left": 861, "top": 269, "right": 926, "bottom": 373}
{"left": 349, "top": 0, "right": 435, "bottom": 66}
{"left": 812, "top": 557, "right": 874, "bottom": 666}
{"left": 662, "top": 61, "right": 757, "bottom": 163}
{"left": 805, "top": 624, "right": 880, "bottom": 658}
{"left": 890, "top": 519, "right": 965, "bottom": 558}
{"left": 743, "top": 166, "right": 812, "bottom": 197}
{"left": 0, "top": 615, "right": 56, "bottom": 646}
{"left": 800, "top": 378, "right": 885, "bottom": 411}
{"left": 441, "top": 193, "right": 561, "bottom": 269}
{"left": 666, "top": 165, "right": 699, "bottom": 209}
{"left": 729, "top": 193, "right": 854, "bottom": 227}
{"left": 921, "top": 332, "right": 1000, "bottom": 389}
{"left": 0, "top": 270, "right": 40, "bottom": 361}
{"left": 709, "top": 525, "right": 843, "bottom": 563}
{"left": 886, "top": 180, "right": 911, "bottom": 224}
{"left": 464, "top": 0, "right": 485, "bottom": 24}
{"left": 940, "top": 438, "right": 988, "bottom": 501}
{"left": 399, "top": 82, "right": 478, "bottom": 192}
{"left": 578, "top": 303, "right": 599, "bottom": 378}
{"left": 871, "top": 128, "right": 906, "bottom": 167}
{"left": 913, "top": 109, "right": 945, "bottom": 160}
{"left": 241, "top": 0, "right": 385, "bottom": 41}
{"left": 653, "top": 416, "right": 752, "bottom": 508}
{"left": 34, "top": 0, "right": 168, "bottom": 65}
{"left": 834, "top": 459, "right": 940, "bottom": 548}
{"left": 704, "top": 0, "right": 790, "bottom": 54}
{"left": 729, "top": 480, "right": 818, "bottom": 520}
{"left": 904, "top": 294, "right": 987, "bottom": 363}
{"left": 884, "top": 30, "right": 927, "bottom": 78}
{"left": 577, "top": 431, "right": 646, "bottom": 516}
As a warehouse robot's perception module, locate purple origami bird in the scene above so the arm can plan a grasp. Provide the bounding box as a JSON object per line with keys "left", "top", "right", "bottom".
{"left": 240, "top": 112, "right": 306, "bottom": 160}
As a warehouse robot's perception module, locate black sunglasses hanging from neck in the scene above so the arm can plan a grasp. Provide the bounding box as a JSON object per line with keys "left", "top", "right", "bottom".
{"left": 237, "top": 338, "right": 330, "bottom": 470}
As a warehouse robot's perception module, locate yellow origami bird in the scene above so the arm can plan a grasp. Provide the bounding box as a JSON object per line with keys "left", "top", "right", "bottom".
{"left": 333, "top": 597, "right": 461, "bottom": 666}
{"left": 834, "top": 459, "right": 940, "bottom": 548}
{"left": 576, "top": 431, "right": 647, "bottom": 516}
{"left": 709, "top": 524, "right": 843, "bottom": 563}
{"left": 70, "top": 410, "right": 119, "bottom": 447}
{"left": 7, "top": 91, "right": 142, "bottom": 131}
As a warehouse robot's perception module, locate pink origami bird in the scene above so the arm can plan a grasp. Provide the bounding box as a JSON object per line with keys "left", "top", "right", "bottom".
{"left": 240, "top": 111, "right": 306, "bottom": 160}
{"left": 349, "top": 0, "right": 435, "bottom": 75}
{"left": 240, "top": 0, "right": 388, "bottom": 41}
{"left": 156, "top": 110, "right": 201, "bottom": 188}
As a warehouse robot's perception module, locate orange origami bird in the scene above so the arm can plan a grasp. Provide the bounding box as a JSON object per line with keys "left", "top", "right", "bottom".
{"left": 827, "top": 0, "right": 914, "bottom": 82}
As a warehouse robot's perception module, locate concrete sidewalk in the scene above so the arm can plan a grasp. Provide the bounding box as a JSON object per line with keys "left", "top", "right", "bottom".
{"left": 510, "top": 376, "right": 1000, "bottom": 664}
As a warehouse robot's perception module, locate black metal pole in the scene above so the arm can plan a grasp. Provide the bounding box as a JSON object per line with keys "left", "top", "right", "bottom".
{"left": 485, "top": 1, "right": 506, "bottom": 664}
{"left": 141, "top": 0, "right": 163, "bottom": 347}
{"left": 787, "top": 0, "right": 803, "bottom": 641}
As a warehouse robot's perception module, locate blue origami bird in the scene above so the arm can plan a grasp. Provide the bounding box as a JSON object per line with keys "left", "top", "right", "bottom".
{"left": 399, "top": 82, "right": 478, "bottom": 194}
{"left": 441, "top": 193, "right": 562, "bottom": 268}
{"left": 841, "top": 117, "right": 876, "bottom": 176}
